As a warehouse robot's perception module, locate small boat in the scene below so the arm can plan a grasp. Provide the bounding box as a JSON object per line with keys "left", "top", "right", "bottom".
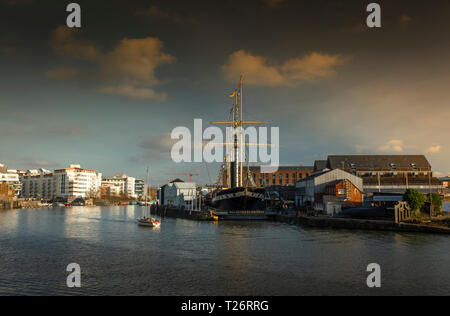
{"left": 137, "top": 217, "right": 161, "bottom": 228}
{"left": 137, "top": 167, "right": 161, "bottom": 228}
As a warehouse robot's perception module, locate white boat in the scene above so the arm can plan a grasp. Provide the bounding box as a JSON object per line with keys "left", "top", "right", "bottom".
{"left": 137, "top": 217, "right": 161, "bottom": 228}
{"left": 137, "top": 167, "right": 161, "bottom": 228}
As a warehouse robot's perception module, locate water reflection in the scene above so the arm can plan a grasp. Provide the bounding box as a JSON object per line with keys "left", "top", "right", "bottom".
{"left": 443, "top": 202, "right": 450, "bottom": 212}
{"left": 0, "top": 206, "right": 449, "bottom": 296}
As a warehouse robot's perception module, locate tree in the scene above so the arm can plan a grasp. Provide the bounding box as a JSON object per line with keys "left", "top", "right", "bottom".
{"left": 403, "top": 189, "right": 427, "bottom": 216}
{"left": 426, "top": 193, "right": 444, "bottom": 213}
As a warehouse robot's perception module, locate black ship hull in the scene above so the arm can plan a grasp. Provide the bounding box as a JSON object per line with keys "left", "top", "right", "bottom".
{"left": 212, "top": 187, "right": 267, "bottom": 220}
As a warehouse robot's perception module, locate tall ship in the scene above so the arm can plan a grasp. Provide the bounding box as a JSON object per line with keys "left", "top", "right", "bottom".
{"left": 211, "top": 77, "right": 267, "bottom": 220}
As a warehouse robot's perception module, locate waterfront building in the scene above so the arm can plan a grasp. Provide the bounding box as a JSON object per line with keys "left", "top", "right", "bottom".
{"left": 158, "top": 180, "right": 197, "bottom": 208}
{"left": 100, "top": 182, "right": 122, "bottom": 198}
{"left": 295, "top": 169, "right": 363, "bottom": 212}
{"left": 124, "top": 175, "right": 136, "bottom": 197}
{"left": 439, "top": 177, "right": 450, "bottom": 197}
{"left": 54, "top": 165, "right": 102, "bottom": 199}
{"left": 0, "top": 164, "right": 22, "bottom": 197}
{"left": 135, "top": 179, "right": 145, "bottom": 197}
{"left": 101, "top": 174, "right": 136, "bottom": 198}
{"left": 317, "top": 155, "right": 443, "bottom": 194}
{"left": 222, "top": 165, "right": 313, "bottom": 188}
{"left": 21, "top": 169, "right": 55, "bottom": 199}
{"left": 0, "top": 184, "right": 16, "bottom": 199}
{"left": 440, "top": 177, "right": 450, "bottom": 189}
{"left": 101, "top": 177, "right": 125, "bottom": 196}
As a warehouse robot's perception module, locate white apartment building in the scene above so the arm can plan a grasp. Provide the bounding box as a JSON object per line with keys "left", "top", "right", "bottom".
{"left": 124, "top": 176, "right": 136, "bottom": 197}
{"left": 101, "top": 174, "right": 136, "bottom": 198}
{"left": 54, "top": 164, "right": 102, "bottom": 199}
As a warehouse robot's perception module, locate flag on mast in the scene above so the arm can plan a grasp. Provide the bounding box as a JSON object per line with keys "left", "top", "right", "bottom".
{"left": 229, "top": 90, "right": 236, "bottom": 98}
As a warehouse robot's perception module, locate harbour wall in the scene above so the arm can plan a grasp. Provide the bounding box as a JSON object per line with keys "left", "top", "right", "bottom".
{"left": 1, "top": 199, "right": 49, "bottom": 210}
{"left": 275, "top": 215, "right": 450, "bottom": 234}
{"left": 151, "top": 206, "right": 216, "bottom": 221}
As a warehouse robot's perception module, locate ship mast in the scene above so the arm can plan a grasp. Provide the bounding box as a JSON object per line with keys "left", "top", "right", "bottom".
{"left": 211, "top": 76, "right": 264, "bottom": 189}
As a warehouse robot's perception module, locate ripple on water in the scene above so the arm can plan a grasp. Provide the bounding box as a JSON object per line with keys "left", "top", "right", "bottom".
{"left": 0, "top": 206, "right": 449, "bottom": 296}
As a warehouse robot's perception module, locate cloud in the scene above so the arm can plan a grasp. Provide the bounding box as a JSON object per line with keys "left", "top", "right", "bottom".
{"left": 399, "top": 14, "right": 413, "bottom": 25}
{"left": 0, "top": 34, "right": 19, "bottom": 55}
{"left": 282, "top": 52, "right": 351, "bottom": 82}
{"left": 99, "top": 85, "right": 168, "bottom": 101}
{"left": 222, "top": 50, "right": 350, "bottom": 86}
{"left": 136, "top": 6, "right": 197, "bottom": 24}
{"left": 101, "top": 37, "right": 176, "bottom": 86}
{"left": 1, "top": 0, "right": 32, "bottom": 5}
{"left": 340, "top": 23, "right": 366, "bottom": 34}
{"left": 46, "top": 67, "right": 79, "bottom": 80}
{"left": 1, "top": 47, "right": 16, "bottom": 55}
{"left": 425, "top": 144, "right": 442, "bottom": 154}
{"left": 49, "top": 27, "right": 175, "bottom": 101}
{"left": 433, "top": 171, "right": 446, "bottom": 178}
{"left": 47, "top": 126, "right": 87, "bottom": 136}
{"left": 222, "top": 50, "right": 285, "bottom": 86}
{"left": 51, "top": 26, "right": 101, "bottom": 61}
{"left": 19, "top": 158, "right": 59, "bottom": 169}
{"left": 3, "top": 130, "right": 24, "bottom": 136}
{"left": 378, "top": 140, "right": 405, "bottom": 153}
{"left": 138, "top": 133, "right": 177, "bottom": 160}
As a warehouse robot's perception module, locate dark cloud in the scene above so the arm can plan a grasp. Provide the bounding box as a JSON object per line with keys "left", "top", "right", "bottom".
{"left": 135, "top": 5, "right": 198, "bottom": 25}
{"left": 138, "top": 133, "right": 176, "bottom": 160}
{"left": 1, "top": 0, "right": 33, "bottom": 5}
{"left": 48, "top": 26, "right": 176, "bottom": 101}
{"left": 19, "top": 158, "right": 60, "bottom": 169}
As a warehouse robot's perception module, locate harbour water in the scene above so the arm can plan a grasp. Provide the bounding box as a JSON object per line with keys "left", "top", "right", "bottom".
{"left": 444, "top": 202, "right": 450, "bottom": 212}
{"left": 0, "top": 206, "right": 449, "bottom": 296}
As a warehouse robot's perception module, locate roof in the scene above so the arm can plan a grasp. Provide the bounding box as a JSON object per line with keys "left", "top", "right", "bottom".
{"left": 325, "top": 179, "right": 361, "bottom": 190}
{"left": 173, "top": 182, "right": 196, "bottom": 189}
{"left": 298, "top": 168, "right": 364, "bottom": 192}
{"left": 314, "top": 160, "right": 328, "bottom": 172}
{"left": 327, "top": 155, "right": 431, "bottom": 171}
{"left": 55, "top": 168, "right": 96, "bottom": 173}
{"left": 363, "top": 176, "right": 442, "bottom": 186}
{"left": 248, "top": 165, "right": 313, "bottom": 172}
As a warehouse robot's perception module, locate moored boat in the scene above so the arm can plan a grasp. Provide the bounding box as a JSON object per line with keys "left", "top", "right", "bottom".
{"left": 137, "top": 167, "right": 162, "bottom": 228}
{"left": 211, "top": 76, "right": 267, "bottom": 220}
{"left": 137, "top": 217, "right": 161, "bottom": 227}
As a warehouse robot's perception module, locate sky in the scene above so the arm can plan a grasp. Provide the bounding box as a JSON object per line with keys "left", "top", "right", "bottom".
{"left": 1, "top": 0, "right": 450, "bottom": 185}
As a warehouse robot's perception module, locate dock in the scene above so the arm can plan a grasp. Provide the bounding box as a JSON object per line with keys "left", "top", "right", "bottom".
{"left": 275, "top": 215, "right": 450, "bottom": 234}
{"left": 151, "top": 206, "right": 217, "bottom": 221}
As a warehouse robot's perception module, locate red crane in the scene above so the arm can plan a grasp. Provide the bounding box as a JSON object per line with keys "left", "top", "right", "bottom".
{"left": 166, "top": 173, "right": 200, "bottom": 183}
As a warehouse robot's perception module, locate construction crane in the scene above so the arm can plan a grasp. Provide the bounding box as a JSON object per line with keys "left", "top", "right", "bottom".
{"left": 166, "top": 173, "right": 200, "bottom": 183}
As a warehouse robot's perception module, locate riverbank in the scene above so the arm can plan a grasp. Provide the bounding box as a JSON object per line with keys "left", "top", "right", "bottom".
{"left": 0, "top": 199, "right": 44, "bottom": 210}
{"left": 275, "top": 215, "right": 450, "bottom": 234}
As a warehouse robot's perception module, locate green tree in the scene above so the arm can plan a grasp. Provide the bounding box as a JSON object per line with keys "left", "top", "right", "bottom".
{"left": 403, "top": 189, "right": 426, "bottom": 215}
{"left": 426, "top": 193, "right": 444, "bottom": 213}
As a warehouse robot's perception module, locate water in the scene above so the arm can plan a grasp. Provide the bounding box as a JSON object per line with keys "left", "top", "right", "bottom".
{"left": 0, "top": 206, "right": 449, "bottom": 296}
{"left": 444, "top": 202, "right": 450, "bottom": 212}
